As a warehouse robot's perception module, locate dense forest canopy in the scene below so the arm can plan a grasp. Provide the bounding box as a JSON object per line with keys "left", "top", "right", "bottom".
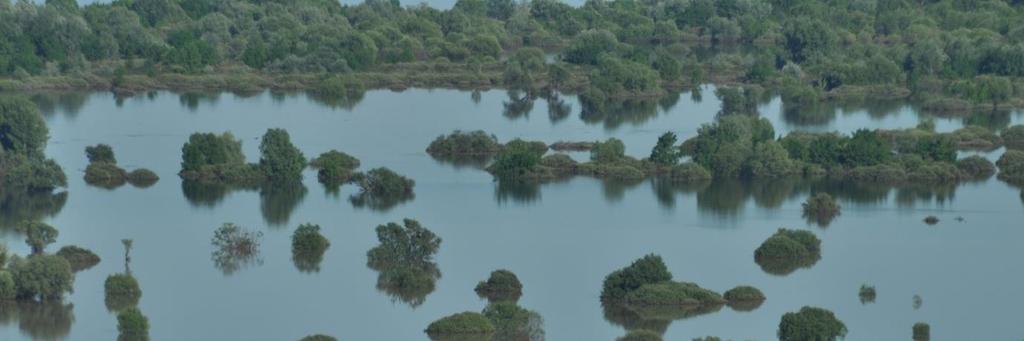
{"left": 1, "top": 0, "right": 1024, "bottom": 104}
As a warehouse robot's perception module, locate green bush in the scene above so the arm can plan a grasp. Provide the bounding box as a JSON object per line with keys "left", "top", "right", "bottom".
{"left": 56, "top": 245, "right": 101, "bottom": 272}
{"left": 723, "top": 285, "right": 765, "bottom": 302}
{"left": 427, "top": 130, "right": 503, "bottom": 156}
{"left": 591, "top": 138, "right": 627, "bottom": 164}
{"left": 9, "top": 254, "right": 73, "bottom": 300}
{"left": 180, "top": 132, "right": 246, "bottom": 172}
{"left": 949, "top": 126, "right": 1001, "bottom": 150}
{"left": 105, "top": 273, "right": 142, "bottom": 300}
{"left": 955, "top": 156, "right": 995, "bottom": 180}
{"left": 475, "top": 269, "right": 523, "bottom": 302}
{"left": 258, "top": 128, "right": 307, "bottom": 181}
{"left": 601, "top": 254, "right": 672, "bottom": 301}
{"left": 778, "top": 306, "right": 847, "bottom": 341}
{"left": 667, "top": 163, "right": 712, "bottom": 182}
{"left": 1002, "top": 125, "right": 1024, "bottom": 149}
{"left": 0, "top": 153, "right": 67, "bottom": 192}
{"left": 0, "top": 97, "right": 49, "bottom": 157}
{"left": 907, "top": 163, "right": 961, "bottom": 183}
{"left": 84, "top": 162, "right": 128, "bottom": 186}
{"left": 923, "top": 216, "right": 939, "bottom": 225}
{"left": 17, "top": 221, "right": 58, "bottom": 254}
{"left": 913, "top": 322, "right": 930, "bottom": 340}
{"left": 649, "top": 132, "right": 680, "bottom": 166}
{"left": 755, "top": 229, "right": 820, "bottom": 260}
{"left": 292, "top": 223, "right": 330, "bottom": 255}
{"left": 997, "top": 150, "right": 1024, "bottom": 184}
{"left": 623, "top": 281, "right": 725, "bottom": 306}
{"left": 859, "top": 285, "right": 876, "bottom": 304}
{"left": 617, "top": 330, "right": 663, "bottom": 341}
{"left": 802, "top": 193, "right": 840, "bottom": 226}
{"left": 117, "top": 307, "right": 149, "bottom": 337}
{"left": 489, "top": 139, "right": 545, "bottom": 179}
{"left": 310, "top": 150, "right": 360, "bottom": 182}
{"left": 0, "top": 270, "right": 15, "bottom": 300}
{"left": 425, "top": 312, "right": 496, "bottom": 336}
{"left": 299, "top": 335, "right": 337, "bottom": 341}
{"left": 85, "top": 144, "right": 117, "bottom": 164}
{"left": 367, "top": 219, "right": 441, "bottom": 268}
{"left": 481, "top": 302, "right": 544, "bottom": 341}
{"left": 351, "top": 167, "right": 415, "bottom": 196}
{"left": 126, "top": 168, "right": 159, "bottom": 188}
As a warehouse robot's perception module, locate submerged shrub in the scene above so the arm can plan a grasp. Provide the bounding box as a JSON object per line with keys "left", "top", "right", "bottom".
{"left": 668, "top": 162, "right": 712, "bottom": 182}
{"left": 0, "top": 271, "right": 15, "bottom": 300}
{"left": 17, "top": 221, "right": 58, "bottom": 254}
{"left": 427, "top": 130, "right": 503, "bottom": 156}
{"left": 84, "top": 162, "right": 128, "bottom": 187}
{"left": 299, "top": 335, "right": 337, "bottom": 341}
{"left": 180, "top": 132, "right": 246, "bottom": 172}
{"left": 292, "top": 223, "right": 330, "bottom": 273}
{"left": 9, "top": 254, "right": 73, "bottom": 300}
{"left": 310, "top": 150, "right": 360, "bottom": 182}
{"left": 315, "top": 76, "right": 364, "bottom": 97}
{"left": 754, "top": 229, "right": 821, "bottom": 275}
{"left": 367, "top": 219, "right": 441, "bottom": 268}
{"left": 482, "top": 302, "right": 545, "bottom": 341}
{"left": 105, "top": 273, "right": 141, "bottom": 311}
{"left": 85, "top": 144, "right": 117, "bottom": 164}
{"left": 351, "top": 167, "right": 415, "bottom": 197}
{"left": 1001, "top": 125, "right": 1024, "bottom": 149}
{"left": 913, "top": 322, "right": 930, "bottom": 341}
{"left": 425, "top": 312, "right": 496, "bottom": 336}
{"left": 802, "top": 193, "right": 840, "bottom": 227}
{"left": 211, "top": 223, "right": 264, "bottom": 275}
{"left": 490, "top": 139, "right": 545, "bottom": 179}
{"left": 56, "top": 245, "right": 101, "bottom": 272}
{"left": 475, "top": 269, "right": 523, "bottom": 302}
{"left": 126, "top": 169, "right": 159, "bottom": 187}
{"left": 949, "top": 126, "right": 1001, "bottom": 150}
{"left": 617, "top": 330, "right": 663, "bottom": 341}
{"left": 956, "top": 156, "right": 995, "bottom": 180}
{"left": 117, "top": 307, "right": 149, "bottom": 337}
{"left": 623, "top": 281, "right": 725, "bottom": 306}
{"left": 601, "top": 254, "right": 672, "bottom": 301}
{"left": 923, "top": 216, "right": 939, "bottom": 225}
{"left": 859, "top": 285, "right": 876, "bottom": 304}
{"left": 259, "top": 128, "right": 307, "bottom": 181}
{"left": 778, "top": 306, "right": 847, "bottom": 341}
{"left": 997, "top": 150, "right": 1024, "bottom": 184}
{"left": 723, "top": 285, "right": 765, "bottom": 302}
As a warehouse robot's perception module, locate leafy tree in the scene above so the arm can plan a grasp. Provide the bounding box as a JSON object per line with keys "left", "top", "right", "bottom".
{"left": 291, "top": 223, "right": 330, "bottom": 272}
{"left": 9, "top": 254, "right": 74, "bottom": 300}
{"left": 778, "top": 306, "right": 847, "bottom": 341}
{"left": 0, "top": 97, "right": 49, "bottom": 157}
{"left": 367, "top": 219, "right": 441, "bottom": 268}
{"left": 841, "top": 129, "right": 891, "bottom": 166}
{"left": 17, "top": 221, "right": 58, "bottom": 254}
{"left": 591, "top": 138, "right": 626, "bottom": 163}
{"left": 85, "top": 144, "right": 116, "bottom": 164}
{"left": 117, "top": 307, "right": 149, "bottom": 338}
{"left": 649, "top": 132, "right": 680, "bottom": 166}
{"left": 180, "top": 132, "right": 245, "bottom": 172}
{"left": 783, "top": 18, "right": 834, "bottom": 63}
{"left": 601, "top": 254, "right": 672, "bottom": 301}
{"left": 490, "top": 139, "right": 544, "bottom": 179}
{"left": 564, "top": 29, "right": 618, "bottom": 65}
{"left": 258, "top": 128, "right": 307, "bottom": 181}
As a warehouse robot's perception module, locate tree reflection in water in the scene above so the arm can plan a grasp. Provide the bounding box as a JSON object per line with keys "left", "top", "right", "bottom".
{"left": 0, "top": 300, "right": 74, "bottom": 341}
{"left": 0, "top": 190, "right": 68, "bottom": 233}
{"left": 366, "top": 219, "right": 442, "bottom": 309}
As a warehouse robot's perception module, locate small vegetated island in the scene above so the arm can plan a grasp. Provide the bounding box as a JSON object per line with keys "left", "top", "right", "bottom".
{"left": 366, "top": 219, "right": 442, "bottom": 308}
{"left": 83, "top": 144, "right": 159, "bottom": 189}
{"left": 754, "top": 228, "right": 822, "bottom": 276}
{"left": 427, "top": 268, "right": 544, "bottom": 341}
{"left": 600, "top": 254, "right": 765, "bottom": 338}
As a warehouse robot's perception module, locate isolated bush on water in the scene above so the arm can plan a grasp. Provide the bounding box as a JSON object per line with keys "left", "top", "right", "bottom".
{"left": 754, "top": 229, "right": 822, "bottom": 275}
{"left": 617, "top": 329, "right": 663, "bottom": 341}
{"left": 8, "top": 254, "right": 73, "bottom": 300}
{"left": 778, "top": 306, "right": 847, "bottom": 341}
{"left": 601, "top": 254, "right": 672, "bottom": 301}
{"left": 126, "top": 169, "right": 159, "bottom": 188}
{"left": 211, "top": 223, "right": 264, "bottom": 275}
{"left": 667, "top": 163, "right": 712, "bottom": 182}
{"left": 923, "top": 216, "right": 939, "bottom": 225}
{"left": 1001, "top": 125, "right": 1024, "bottom": 149}
{"left": 259, "top": 128, "right": 307, "bottom": 181}
{"left": 367, "top": 219, "right": 440, "bottom": 268}
{"left": 56, "top": 245, "right": 100, "bottom": 272}
{"left": 997, "top": 150, "right": 1024, "bottom": 184}
{"left": 180, "top": 132, "right": 246, "bottom": 172}
{"left": 482, "top": 302, "right": 545, "bottom": 341}
{"left": 427, "top": 131, "right": 503, "bottom": 156}
{"left": 105, "top": 273, "right": 141, "bottom": 311}
{"left": 309, "top": 150, "right": 360, "bottom": 183}
{"left": 425, "top": 312, "right": 495, "bottom": 337}
{"left": 723, "top": 286, "right": 765, "bottom": 303}
{"left": 292, "top": 223, "right": 330, "bottom": 273}
{"left": 298, "top": 335, "right": 337, "bottom": 341}
{"left": 489, "top": 139, "right": 545, "bottom": 179}
{"left": 475, "top": 269, "right": 523, "bottom": 302}
{"left": 913, "top": 322, "right": 930, "bottom": 341}
{"left": 351, "top": 167, "right": 415, "bottom": 197}
{"left": 84, "top": 162, "right": 128, "bottom": 187}
{"left": 859, "top": 285, "right": 876, "bottom": 304}
{"left": 85, "top": 144, "right": 117, "bottom": 164}
{"left": 802, "top": 193, "right": 840, "bottom": 227}
{"left": 949, "top": 126, "right": 1002, "bottom": 150}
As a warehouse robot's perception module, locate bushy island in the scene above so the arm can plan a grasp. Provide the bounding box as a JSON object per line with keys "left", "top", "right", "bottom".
{"left": 427, "top": 268, "right": 543, "bottom": 341}
{"left": 754, "top": 228, "right": 822, "bottom": 276}
{"left": 474, "top": 269, "right": 523, "bottom": 303}
{"left": 913, "top": 322, "right": 931, "bottom": 341}
{"left": 997, "top": 149, "right": 1024, "bottom": 185}
{"left": 55, "top": 245, "right": 101, "bottom": 272}
{"left": 291, "top": 223, "right": 331, "bottom": 273}
{"left": 600, "top": 254, "right": 764, "bottom": 338}
{"left": 367, "top": 219, "right": 442, "bottom": 308}
{"left": 0, "top": 97, "right": 67, "bottom": 208}
{"left": 778, "top": 306, "right": 847, "bottom": 341}
{"left": 83, "top": 144, "right": 159, "bottom": 189}
{"left": 802, "top": 193, "right": 840, "bottom": 227}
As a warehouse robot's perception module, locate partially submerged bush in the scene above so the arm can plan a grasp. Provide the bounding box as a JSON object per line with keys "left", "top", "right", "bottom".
{"left": 117, "top": 307, "right": 149, "bottom": 338}
{"left": 923, "top": 216, "right": 939, "bottom": 225}
{"left": 292, "top": 223, "right": 330, "bottom": 273}
{"left": 623, "top": 281, "right": 725, "bottom": 307}
{"left": 956, "top": 155, "right": 995, "bottom": 180}
{"left": 949, "top": 126, "right": 1002, "bottom": 150}
{"left": 310, "top": 150, "right": 360, "bottom": 182}
{"left": 667, "top": 163, "right": 712, "bottom": 182}
{"left": 802, "top": 193, "right": 840, "bottom": 227}
{"left": 17, "top": 221, "right": 58, "bottom": 254}
{"left": 859, "top": 285, "right": 876, "bottom": 304}
{"left": 601, "top": 254, "right": 672, "bottom": 301}
{"left": 723, "top": 286, "right": 765, "bottom": 303}
{"left": 475, "top": 269, "right": 523, "bottom": 302}
{"left": 427, "top": 130, "right": 503, "bottom": 156}
{"left": 105, "top": 273, "right": 141, "bottom": 311}
{"left": 778, "top": 306, "right": 847, "bottom": 341}
{"left": 258, "top": 128, "right": 307, "bottom": 181}
{"left": 351, "top": 167, "right": 415, "bottom": 197}
{"left": 997, "top": 150, "right": 1024, "bottom": 184}
{"left": 913, "top": 322, "right": 930, "bottom": 341}
{"left": 425, "top": 312, "right": 496, "bottom": 337}
{"left": 8, "top": 254, "right": 73, "bottom": 300}
{"left": 754, "top": 229, "right": 822, "bottom": 275}
{"left": 489, "top": 139, "right": 546, "bottom": 179}
{"left": 84, "top": 162, "right": 128, "bottom": 187}
{"left": 126, "top": 168, "right": 159, "bottom": 187}
{"left": 617, "top": 330, "right": 663, "bottom": 341}
{"left": 482, "top": 302, "right": 545, "bottom": 341}
{"left": 1001, "top": 125, "right": 1024, "bottom": 149}
{"left": 299, "top": 335, "right": 337, "bottom": 341}
{"left": 85, "top": 144, "right": 117, "bottom": 164}
{"left": 0, "top": 271, "right": 15, "bottom": 300}
{"left": 56, "top": 245, "right": 100, "bottom": 272}
{"left": 211, "top": 223, "right": 264, "bottom": 275}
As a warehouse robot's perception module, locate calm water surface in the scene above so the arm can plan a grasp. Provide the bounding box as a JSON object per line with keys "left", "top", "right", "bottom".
{"left": 1, "top": 86, "right": 1023, "bottom": 340}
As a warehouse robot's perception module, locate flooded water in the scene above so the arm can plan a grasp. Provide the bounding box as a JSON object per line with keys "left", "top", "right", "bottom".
{"left": 1, "top": 86, "right": 1023, "bottom": 340}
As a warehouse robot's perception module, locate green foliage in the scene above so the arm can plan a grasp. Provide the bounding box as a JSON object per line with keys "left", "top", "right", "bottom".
{"left": 590, "top": 55, "right": 660, "bottom": 96}
{"left": 755, "top": 228, "right": 820, "bottom": 261}
{"left": 351, "top": 167, "right": 415, "bottom": 197}
{"left": 0, "top": 270, "right": 15, "bottom": 300}
{"left": 859, "top": 285, "right": 876, "bottom": 304}
{"left": 802, "top": 193, "right": 840, "bottom": 227}
{"left": 481, "top": 301, "right": 544, "bottom": 341}
{"left": 315, "top": 76, "right": 365, "bottom": 98}
{"left": 259, "top": 128, "right": 307, "bottom": 181}
{"left": 624, "top": 281, "right": 725, "bottom": 306}
{"left": 180, "top": 132, "right": 245, "bottom": 172}
{"left": 997, "top": 150, "right": 1024, "bottom": 184}
{"left": 17, "top": 221, "right": 58, "bottom": 254}
{"left": 1002, "top": 125, "right": 1024, "bottom": 149}
{"left": 475, "top": 269, "right": 523, "bottom": 302}
{"left": 84, "top": 162, "right": 128, "bottom": 187}
{"left": 427, "top": 130, "right": 503, "bottom": 156}
{"left": 425, "top": 312, "right": 496, "bottom": 336}
{"left": 503, "top": 47, "right": 546, "bottom": 86}
{"left": 490, "top": 139, "right": 545, "bottom": 179}
{"left": 126, "top": 168, "right": 159, "bottom": 187}
{"left": 0, "top": 97, "right": 49, "bottom": 157}
{"left": 210, "top": 223, "right": 263, "bottom": 275}
{"left": 0, "top": 153, "right": 67, "bottom": 192}
{"left": 715, "top": 86, "right": 758, "bottom": 116}
{"left": 85, "top": 144, "right": 116, "bottom": 164}
{"left": 292, "top": 223, "right": 330, "bottom": 272}
{"left": 55, "top": 245, "right": 100, "bottom": 272}
{"left": 104, "top": 273, "right": 142, "bottom": 311}
{"left": 8, "top": 254, "right": 73, "bottom": 300}
{"left": 117, "top": 307, "right": 149, "bottom": 337}
{"left": 649, "top": 132, "right": 680, "bottom": 167}
{"left": 601, "top": 254, "right": 672, "bottom": 301}
{"left": 668, "top": 163, "right": 712, "bottom": 182}
{"left": 778, "top": 306, "right": 847, "bottom": 341}
{"left": 564, "top": 30, "right": 618, "bottom": 65}
{"left": 723, "top": 286, "right": 765, "bottom": 302}
{"left": 367, "top": 219, "right": 441, "bottom": 269}
{"left": 310, "top": 150, "right": 360, "bottom": 183}
{"left": 682, "top": 115, "right": 776, "bottom": 178}
{"left": 913, "top": 322, "right": 930, "bottom": 340}
{"left": 617, "top": 330, "right": 662, "bottom": 341}
{"left": 956, "top": 156, "right": 995, "bottom": 180}
{"left": 591, "top": 138, "right": 626, "bottom": 164}
{"left": 299, "top": 335, "right": 337, "bottom": 341}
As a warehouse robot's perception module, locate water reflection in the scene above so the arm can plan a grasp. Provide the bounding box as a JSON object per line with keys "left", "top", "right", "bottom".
{"left": 307, "top": 90, "right": 366, "bottom": 110}
{"left": 494, "top": 180, "right": 543, "bottom": 205}
{"left": 602, "top": 301, "right": 723, "bottom": 336}
{"left": 579, "top": 94, "right": 660, "bottom": 130}
{"left": 178, "top": 92, "right": 221, "bottom": 112}
{"left": 366, "top": 219, "right": 442, "bottom": 308}
{"left": 0, "top": 190, "right": 68, "bottom": 232}
{"left": 349, "top": 191, "right": 415, "bottom": 212}
{"left": 0, "top": 301, "right": 74, "bottom": 341}
{"left": 259, "top": 181, "right": 308, "bottom": 227}
{"left": 30, "top": 92, "right": 88, "bottom": 119}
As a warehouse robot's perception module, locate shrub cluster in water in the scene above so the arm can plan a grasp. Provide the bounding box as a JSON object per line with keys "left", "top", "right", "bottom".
{"left": 83, "top": 144, "right": 160, "bottom": 189}
{"left": 754, "top": 228, "right": 822, "bottom": 275}
{"left": 105, "top": 273, "right": 142, "bottom": 312}
{"left": 474, "top": 269, "right": 523, "bottom": 303}
{"left": 859, "top": 285, "right": 877, "bottom": 304}
{"left": 427, "top": 130, "right": 504, "bottom": 157}
{"left": 802, "top": 193, "right": 840, "bottom": 227}
{"left": 309, "top": 150, "right": 360, "bottom": 183}
{"left": 778, "top": 306, "right": 847, "bottom": 341}
{"left": 723, "top": 285, "right": 766, "bottom": 311}
{"left": 425, "top": 312, "right": 496, "bottom": 338}
{"left": 179, "top": 128, "right": 306, "bottom": 183}
{"left": 367, "top": 219, "right": 441, "bottom": 308}
{"left": 210, "top": 223, "right": 264, "bottom": 275}
{"left": 913, "top": 322, "right": 931, "bottom": 341}
{"left": 0, "top": 98, "right": 67, "bottom": 195}
{"left": 997, "top": 149, "right": 1024, "bottom": 185}
{"left": 55, "top": 245, "right": 100, "bottom": 272}
{"left": 291, "top": 223, "right": 330, "bottom": 273}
